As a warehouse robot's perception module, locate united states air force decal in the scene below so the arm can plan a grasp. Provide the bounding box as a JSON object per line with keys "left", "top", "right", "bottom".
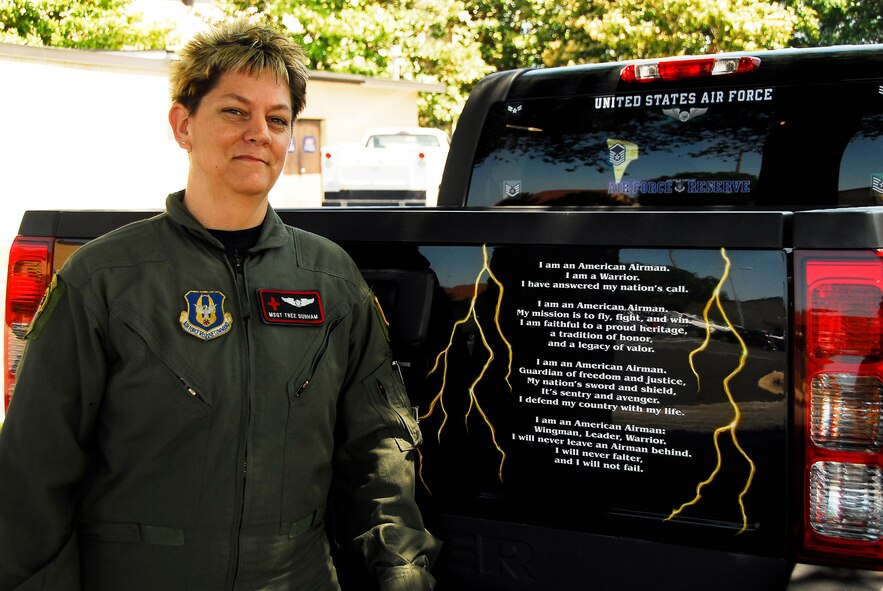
{"left": 180, "top": 291, "right": 233, "bottom": 340}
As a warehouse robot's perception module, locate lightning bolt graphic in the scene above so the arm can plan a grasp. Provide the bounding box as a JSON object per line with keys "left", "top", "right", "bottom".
{"left": 665, "top": 247, "right": 756, "bottom": 535}
{"left": 419, "top": 244, "right": 513, "bottom": 488}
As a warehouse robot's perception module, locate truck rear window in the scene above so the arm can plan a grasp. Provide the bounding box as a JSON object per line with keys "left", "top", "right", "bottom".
{"left": 467, "top": 81, "right": 883, "bottom": 208}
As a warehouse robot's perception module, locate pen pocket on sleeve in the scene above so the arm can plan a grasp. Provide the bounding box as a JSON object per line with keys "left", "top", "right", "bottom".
{"left": 367, "top": 366, "right": 422, "bottom": 452}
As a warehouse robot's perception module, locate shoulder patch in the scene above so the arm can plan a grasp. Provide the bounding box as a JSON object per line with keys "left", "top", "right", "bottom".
{"left": 372, "top": 293, "right": 391, "bottom": 342}
{"left": 26, "top": 274, "right": 65, "bottom": 340}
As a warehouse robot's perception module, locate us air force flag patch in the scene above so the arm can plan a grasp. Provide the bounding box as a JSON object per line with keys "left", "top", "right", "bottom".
{"left": 26, "top": 274, "right": 64, "bottom": 341}
{"left": 872, "top": 173, "right": 883, "bottom": 202}
{"left": 257, "top": 289, "right": 324, "bottom": 325}
{"left": 179, "top": 291, "right": 233, "bottom": 340}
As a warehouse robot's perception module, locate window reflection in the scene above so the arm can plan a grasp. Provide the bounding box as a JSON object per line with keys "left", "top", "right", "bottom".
{"left": 468, "top": 84, "right": 883, "bottom": 209}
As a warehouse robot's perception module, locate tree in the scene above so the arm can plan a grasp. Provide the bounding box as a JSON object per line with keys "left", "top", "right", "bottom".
{"left": 0, "top": 0, "right": 172, "bottom": 49}
{"left": 539, "top": 0, "right": 817, "bottom": 66}
{"left": 796, "top": 0, "right": 883, "bottom": 45}
{"left": 465, "top": 0, "right": 563, "bottom": 70}
{"left": 460, "top": 0, "right": 823, "bottom": 72}
{"left": 216, "top": 0, "right": 493, "bottom": 129}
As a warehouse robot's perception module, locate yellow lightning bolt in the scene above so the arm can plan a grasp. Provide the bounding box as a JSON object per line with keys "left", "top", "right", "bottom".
{"left": 420, "top": 244, "right": 513, "bottom": 486}
{"left": 665, "top": 247, "right": 756, "bottom": 535}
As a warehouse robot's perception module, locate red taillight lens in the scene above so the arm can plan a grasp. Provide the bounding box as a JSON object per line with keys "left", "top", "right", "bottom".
{"left": 621, "top": 56, "right": 760, "bottom": 82}
{"left": 4, "top": 237, "right": 53, "bottom": 410}
{"left": 810, "top": 281, "right": 883, "bottom": 359}
{"left": 798, "top": 250, "right": 883, "bottom": 566}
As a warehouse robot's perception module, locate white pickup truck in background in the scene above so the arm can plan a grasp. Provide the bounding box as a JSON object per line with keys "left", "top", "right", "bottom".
{"left": 321, "top": 127, "right": 450, "bottom": 206}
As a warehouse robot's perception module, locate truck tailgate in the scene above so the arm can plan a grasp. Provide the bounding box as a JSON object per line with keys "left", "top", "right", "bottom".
{"left": 288, "top": 208, "right": 791, "bottom": 590}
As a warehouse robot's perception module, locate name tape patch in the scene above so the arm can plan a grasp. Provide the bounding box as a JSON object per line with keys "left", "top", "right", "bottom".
{"left": 257, "top": 289, "right": 325, "bottom": 326}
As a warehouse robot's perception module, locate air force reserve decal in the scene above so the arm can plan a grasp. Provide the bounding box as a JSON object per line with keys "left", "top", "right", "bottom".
{"left": 180, "top": 291, "right": 233, "bottom": 340}
{"left": 257, "top": 289, "right": 325, "bottom": 326}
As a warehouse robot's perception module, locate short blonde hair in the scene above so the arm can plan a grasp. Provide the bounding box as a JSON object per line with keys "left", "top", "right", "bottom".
{"left": 170, "top": 19, "right": 308, "bottom": 118}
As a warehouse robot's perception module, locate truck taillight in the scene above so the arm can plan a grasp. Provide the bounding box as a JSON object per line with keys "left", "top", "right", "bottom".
{"left": 4, "top": 237, "right": 53, "bottom": 410}
{"left": 797, "top": 250, "right": 883, "bottom": 567}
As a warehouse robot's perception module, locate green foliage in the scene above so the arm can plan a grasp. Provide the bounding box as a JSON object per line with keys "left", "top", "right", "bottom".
{"left": 0, "top": 0, "right": 171, "bottom": 49}
{"left": 543, "top": 0, "right": 814, "bottom": 65}
{"left": 466, "top": 0, "right": 564, "bottom": 70}
{"left": 799, "top": 0, "right": 883, "bottom": 45}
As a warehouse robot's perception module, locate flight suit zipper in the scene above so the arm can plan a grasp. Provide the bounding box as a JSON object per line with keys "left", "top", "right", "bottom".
{"left": 179, "top": 377, "right": 202, "bottom": 400}
{"left": 229, "top": 253, "right": 253, "bottom": 589}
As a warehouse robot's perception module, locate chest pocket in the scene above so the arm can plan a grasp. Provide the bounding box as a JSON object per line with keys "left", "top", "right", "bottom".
{"left": 285, "top": 317, "right": 344, "bottom": 398}
{"left": 109, "top": 299, "right": 211, "bottom": 413}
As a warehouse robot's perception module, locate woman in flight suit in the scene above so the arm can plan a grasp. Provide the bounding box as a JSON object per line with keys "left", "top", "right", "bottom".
{"left": 0, "top": 19, "right": 439, "bottom": 591}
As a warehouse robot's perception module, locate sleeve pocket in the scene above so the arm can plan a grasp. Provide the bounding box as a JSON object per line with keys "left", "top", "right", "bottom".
{"left": 367, "top": 367, "right": 423, "bottom": 452}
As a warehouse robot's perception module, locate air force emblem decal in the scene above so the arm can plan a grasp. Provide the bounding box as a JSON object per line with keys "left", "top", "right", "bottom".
{"left": 180, "top": 291, "right": 233, "bottom": 340}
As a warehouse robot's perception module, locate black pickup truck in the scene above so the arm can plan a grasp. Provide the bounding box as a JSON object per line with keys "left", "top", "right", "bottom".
{"left": 6, "top": 45, "right": 883, "bottom": 589}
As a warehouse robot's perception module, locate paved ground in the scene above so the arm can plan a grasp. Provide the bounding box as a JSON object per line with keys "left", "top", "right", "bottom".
{"left": 789, "top": 565, "right": 883, "bottom": 590}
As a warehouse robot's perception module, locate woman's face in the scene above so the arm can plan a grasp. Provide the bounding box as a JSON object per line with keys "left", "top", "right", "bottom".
{"left": 176, "top": 69, "right": 293, "bottom": 201}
